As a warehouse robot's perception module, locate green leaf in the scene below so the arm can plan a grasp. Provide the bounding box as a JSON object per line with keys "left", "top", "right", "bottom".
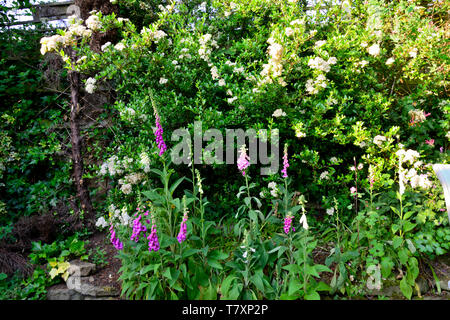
{"left": 306, "top": 265, "right": 320, "bottom": 278}
{"left": 207, "top": 258, "right": 223, "bottom": 270}
{"left": 314, "top": 264, "right": 332, "bottom": 274}
{"left": 380, "top": 257, "right": 394, "bottom": 279}
{"left": 250, "top": 273, "right": 264, "bottom": 292}
{"left": 400, "top": 277, "right": 412, "bottom": 300}
{"left": 140, "top": 264, "right": 154, "bottom": 275}
{"left": 405, "top": 239, "right": 416, "bottom": 254}
{"left": 182, "top": 248, "right": 199, "bottom": 259}
{"left": 403, "top": 210, "right": 414, "bottom": 221}
{"left": 162, "top": 268, "right": 172, "bottom": 280}
{"left": 204, "top": 281, "right": 217, "bottom": 300}
{"left": 249, "top": 210, "right": 258, "bottom": 223}
{"left": 398, "top": 248, "right": 409, "bottom": 265}
{"left": 282, "top": 264, "right": 300, "bottom": 274}
{"left": 220, "top": 275, "right": 236, "bottom": 296}
{"left": 228, "top": 283, "right": 242, "bottom": 300}
{"left": 304, "top": 291, "right": 320, "bottom": 300}
{"left": 392, "top": 236, "right": 403, "bottom": 249}
{"left": 208, "top": 250, "right": 228, "bottom": 260}
{"left": 403, "top": 221, "right": 416, "bottom": 233}
{"left": 170, "top": 177, "right": 185, "bottom": 195}
{"left": 288, "top": 278, "right": 302, "bottom": 296}
{"left": 315, "top": 281, "right": 331, "bottom": 292}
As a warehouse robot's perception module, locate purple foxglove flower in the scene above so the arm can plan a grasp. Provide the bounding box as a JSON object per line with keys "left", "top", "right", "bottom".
{"left": 281, "top": 145, "right": 289, "bottom": 178}
{"left": 176, "top": 212, "right": 188, "bottom": 244}
{"left": 283, "top": 215, "right": 293, "bottom": 234}
{"left": 147, "top": 223, "right": 160, "bottom": 252}
{"left": 109, "top": 224, "right": 123, "bottom": 250}
{"left": 130, "top": 214, "right": 147, "bottom": 242}
{"left": 154, "top": 114, "right": 167, "bottom": 156}
{"left": 237, "top": 145, "right": 250, "bottom": 176}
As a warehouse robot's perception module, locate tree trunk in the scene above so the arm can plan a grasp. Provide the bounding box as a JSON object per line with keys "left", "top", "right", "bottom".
{"left": 69, "top": 48, "right": 95, "bottom": 227}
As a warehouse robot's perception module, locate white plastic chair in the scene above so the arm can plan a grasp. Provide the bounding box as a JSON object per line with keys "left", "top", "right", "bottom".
{"left": 432, "top": 164, "right": 450, "bottom": 223}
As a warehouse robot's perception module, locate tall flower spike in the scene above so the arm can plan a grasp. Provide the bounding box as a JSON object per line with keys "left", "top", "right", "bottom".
{"left": 237, "top": 144, "right": 250, "bottom": 176}
{"left": 283, "top": 214, "right": 294, "bottom": 234}
{"left": 109, "top": 224, "right": 123, "bottom": 250}
{"left": 195, "top": 169, "right": 204, "bottom": 195}
{"left": 281, "top": 144, "right": 289, "bottom": 178}
{"left": 150, "top": 90, "right": 167, "bottom": 156}
{"left": 300, "top": 213, "right": 308, "bottom": 230}
{"left": 147, "top": 216, "right": 160, "bottom": 252}
{"left": 154, "top": 114, "right": 167, "bottom": 156}
{"left": 130, "top": 214, "right": 147, "bottom": 242}
{"left": 177, "top": 198, "right": 189, "bottom": 243}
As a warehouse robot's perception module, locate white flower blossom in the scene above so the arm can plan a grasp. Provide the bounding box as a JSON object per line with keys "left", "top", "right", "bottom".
{"left": 272, "top": 109, "right": 286, "bottom": 117}
{"left": 95, "top": 216, "right": 108, "bottom": 228}
{"left": 101, "top": 42, "right": 111, "bottom": 51}
{"left": 386, "top": 57, "right": 395, "bottom": 65}
{"left": 114, "top": 42, "right": 126, "bottom": 51}
{"left": 373, "top": 135, "right": 386, "bottom": 147}
{"left": 320, "top": 171, "right": 329, "bottom": 180}
{"left": 368, "top": 43, "right": 380, "bottom": 56}
{"left": 85, "top": 77, "right": 97, "bottom": 94}
{"left": 86, "top": 15, "right": 102, "bottom": 31}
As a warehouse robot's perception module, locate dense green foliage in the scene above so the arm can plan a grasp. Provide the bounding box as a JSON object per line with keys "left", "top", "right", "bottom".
{"left": 1, "top": 0, "right": 449, "bottom": 300}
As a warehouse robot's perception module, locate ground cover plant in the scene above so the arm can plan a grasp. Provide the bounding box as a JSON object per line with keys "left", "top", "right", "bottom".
{"left": 0, "top": 0, "right": 449, "bottom": 300}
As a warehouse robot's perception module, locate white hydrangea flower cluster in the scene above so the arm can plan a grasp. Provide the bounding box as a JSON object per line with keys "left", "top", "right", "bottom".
{"left": 272, "top": 109, "right": 286, "bottom": 117}
{"left": 396, "top": 148, "right": 432, "bottom": 192}
{"left": 114, "top": 42, "right": 126, "bottom": 51}
{"left": 140, "top": 27, "right": 167, "bottom": 44}
{"left": 178, "top": 47, "right": 192, "bottom": 60}
{"left": 85, "top": 77, "right": 97, "bottom": 94}
{"left": 305, "top": 74, "right": 328, "bottom": 95}
{"left": 198, "top": 33, "right": 218, "bottom": 62}
{"left": 198, "top": 34, "right": 225, "bottom": 88}
{"left": 320, "top": 171, "right": 329, "bottom": 180}
{"left": 305, "top": 55, "right": 337, "bottom": 95}
{"left": 118, "top": 172, "right": 144, "bottom": 195}
{"left": 353, "top": 59, "right": 369, "bottom": 73}
{"left": 268, "top": 181, "right": 279, "bottom": 198}
{"left": 95, "top": 216, "right": 108, "bottom": 228}
{"left": 408, "top": 109, "right": 427, "bottom": 124}
{"left": 108, "top": 204, "right": 132, "bottom": 226}
{"left": 308, "top": 56, "right": 337, "bottom": 73}
{"left": 292, "top": 121, "right": 306, "bottom": 138}
{"left": 373, "top": 135, "right": 387, "bottom": 147}
{"left": 367, "top": 43, "right": 381, "bottom": 56}
{"left": 224, "top": 2, "right": 238, "bottom": 17}
{"left": 259, "top": 36, "right": 286, "bottom": 86}
{"left": 101, "top": 42, "right": 112, "bottom": 51}
{"left": 99, "top": 155, "right": 125, "bottom": 176}
{"left": 86, "top": 14, "right": 102, "bottom": 31}
{"left": 40, "top": 15, "right": 102, "bottom": 55}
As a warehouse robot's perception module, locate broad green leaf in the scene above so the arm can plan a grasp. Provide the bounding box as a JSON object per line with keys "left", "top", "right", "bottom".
{"left": 400, "top": 277, "right": 412, "bottom": 300}
{"left": 398, "top": 248, "right": 409, "bottom": 265}
{"left": 220, "top": 275, "right": 236, "bottom": 296}
{"left": 304, "top": 291, "right": 320, "bottom": 300}
{"left": 207, "top": 258, "right": 223, "bottom": 270}
{"left": 392, "top": 236, "right": 403, "bottom": 249}
{"left": 282, "top": 264, "right": 301, "bottom": 274}
{"left": 380, "top": 257, "right": 394, "bottom": 279}
{"left": 288, "top": 278, "right": 302, "bottom": 296}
